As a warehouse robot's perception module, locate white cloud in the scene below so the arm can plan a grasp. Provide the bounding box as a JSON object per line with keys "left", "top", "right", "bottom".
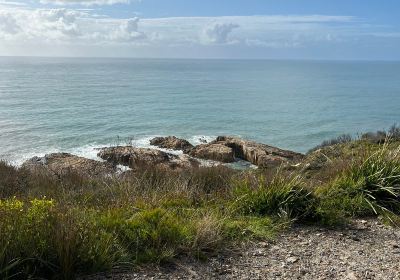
{"left": 110, "top": 17, "right": 146, "bottom": 41}
{"left": 0, "top": 11, "right": 20, "bottom": 34}
{"left": 201, "top": 22, "right": 239, "bottom": 44}
{"left": 0, "top": 7, "right": 147, "bottom": 43}
{"left": 0, "top": 1, "right": 26, "bottom": 6}
{"left": 39, "top": 0, "right": 130, "bottom": 6}
{"left": 0, "top": 8, "right": 397, "bottom": 59}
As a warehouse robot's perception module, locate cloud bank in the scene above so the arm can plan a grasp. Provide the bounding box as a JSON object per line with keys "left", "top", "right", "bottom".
{"left": 0, "top": 5, "right": 398, "bottom": 59}
{"left": 40, "top": 0, "right": 130, "bottom": 6}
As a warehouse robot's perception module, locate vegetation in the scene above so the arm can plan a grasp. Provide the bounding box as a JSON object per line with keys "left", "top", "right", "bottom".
{"left": 1, "top": 127, "right": 400, "bottom": 279}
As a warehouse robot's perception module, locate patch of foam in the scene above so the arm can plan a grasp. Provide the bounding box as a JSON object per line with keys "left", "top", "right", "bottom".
{"left": 130, "top": 136, "right": 155, "bottom": 148}
{"left": 116, "top": 164, "right": 131, "bottom": 173}
{"left": 68, "top": 144, "right": 102, "bottom": 161}
{"left": 11, "top": 147, "right": 61, "bottom": 167}
{"left": 188, "top": 135, "right": 217, "bottom": 146}
{"left": 197, "top": 158, "right": 221, "bottom": 167}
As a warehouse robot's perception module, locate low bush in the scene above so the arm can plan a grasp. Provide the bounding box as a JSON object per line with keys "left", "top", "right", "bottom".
{"left": 0, "top": 199, "right": 125, "bottom": 278}
{"left": 308, "top": 134, "right": 352, "bottom": 153}
{"left": 103, "top": 208, "right": 190, "bottom": 263}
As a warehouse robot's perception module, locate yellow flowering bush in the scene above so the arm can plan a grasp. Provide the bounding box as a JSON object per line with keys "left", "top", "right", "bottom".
{"left": 0, "top": 197, "right": 56, "bottom": 277}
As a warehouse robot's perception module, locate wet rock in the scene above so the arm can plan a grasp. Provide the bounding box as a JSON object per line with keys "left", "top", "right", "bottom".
{"left": 188, "top": 143, "right": 235, "bottom": 163}
{"left": 154, "top": 154, "right": 200, "bottom": 171}
{"left": 98, "top": 146, "right": 169, "bottom": 167}
{"left": 150, "top": 136, "right": 194, "bottom": 152}
{"left": 212, "top": 136, "right": 304, "bottom": 167}
{"left": 97, "top": 146, "right": 199, "bottom": 170}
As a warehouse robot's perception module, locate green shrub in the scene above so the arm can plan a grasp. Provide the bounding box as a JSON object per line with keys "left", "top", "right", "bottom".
{"left": 308, "top": 134, "right": 353, "bottom": 153}
{"left": 105, "top": 208, "right": 190, "bottom": 263}
{"left": 0, "top": 197, "right": 56, "bottom": 278}
{"left": 53, "top": 208, "right": 125, "bottom": 278}
{"left": 0, "top": 198, "right": 125, "bottom": 279}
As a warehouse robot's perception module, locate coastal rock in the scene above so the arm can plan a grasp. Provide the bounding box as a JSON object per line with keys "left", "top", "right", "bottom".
{"left": 22, "top": 153, "right": 115, "bottom": 177}
{"left": 97, "top": 146, "right": 199, "bottom": 170}
{"left": 160, "top": 154, "right": 200, "bottom": 171}
{"left": 187, "top": 136, "right": 303, "bottom": 166}
{"left": 150, "top": 136, "right": 194, "bottom": 152}
{"left": 188, "top": 143, "right": 235, "bottom": 163}
{"left": 97, "top": 146, "right": 170, "bottom": 167}
{"left": 211, "top": 136, "right": 304, "bottom": 167}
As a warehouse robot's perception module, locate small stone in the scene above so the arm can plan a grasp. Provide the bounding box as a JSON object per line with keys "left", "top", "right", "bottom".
{"left": 253, "top": 250, "right": 265, "bottom": 256}
{"left": 346, "top": 271, "right": 358, "bottom": 280}
{"left": 286, "top": 257, "right": 299, "bottom": 264}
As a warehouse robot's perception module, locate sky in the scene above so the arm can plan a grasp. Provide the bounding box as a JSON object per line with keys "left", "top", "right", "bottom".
{"left": 0, "top": 0, "right": 399, "bottom": 59}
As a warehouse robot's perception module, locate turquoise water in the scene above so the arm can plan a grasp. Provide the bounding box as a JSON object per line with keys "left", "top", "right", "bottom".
{"left": 0, "top": 57, "right": 399, "bottom": 165}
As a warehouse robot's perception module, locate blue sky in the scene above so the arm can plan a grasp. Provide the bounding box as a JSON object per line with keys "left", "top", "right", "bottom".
{"left": 108, "top": 0, "right": 400, "bottom": 21}
{"left": 0, "top": 0, "right": 399, "bottom": 59}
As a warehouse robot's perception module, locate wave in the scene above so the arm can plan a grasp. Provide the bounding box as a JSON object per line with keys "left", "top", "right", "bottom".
{"left": 6, "top": 135, "right": 219, "bottom": 167}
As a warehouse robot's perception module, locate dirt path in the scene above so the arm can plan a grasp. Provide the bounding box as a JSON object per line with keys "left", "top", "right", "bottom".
{"left": 81, "top": 219, "right": 400, "bottom": 280}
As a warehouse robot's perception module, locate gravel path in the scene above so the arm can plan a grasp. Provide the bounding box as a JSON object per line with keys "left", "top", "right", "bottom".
{"left": 81, "top": 219, "right": 400, "bottom": 280}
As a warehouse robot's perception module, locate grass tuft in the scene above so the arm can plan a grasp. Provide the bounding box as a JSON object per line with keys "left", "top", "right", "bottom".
{"left": 231, "top": 172, "right": 316, "bottom": 221}
{"left": 316, "top": 144, "right": 400, "bottom": 225}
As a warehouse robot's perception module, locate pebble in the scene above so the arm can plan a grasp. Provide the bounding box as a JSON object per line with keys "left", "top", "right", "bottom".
{"left": 286, "top": 257, "right": 299, "bottom": 264}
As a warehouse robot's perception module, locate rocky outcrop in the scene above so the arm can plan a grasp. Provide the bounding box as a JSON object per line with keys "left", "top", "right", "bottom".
{"left": 197, "top": 136, "right": 304, "bottom": 167}
{"left": 22, "top": 153, "right": 115, "bottom": 177}
{"left": 187, "top": 136, "right": 303, "bottom": 167}
{"left": 97, "top": 146, "right": 199, "bottom": 170}
{"left": 159, "top": 154, "right": 200, "bottom": 170}
{"left": 217, "top": 136, "right": 304, "bottom": 166}
{"left": 21, "top": 137, "right": 303, "bottom": 177}
{"left": 188, "top": 143, "right": 235, "bottom": 163}
{"left": 150, "top": 136, "right": 194, "bottom": 152}
{"left": 97, "top": 146, "right": 169, "bottom": 167}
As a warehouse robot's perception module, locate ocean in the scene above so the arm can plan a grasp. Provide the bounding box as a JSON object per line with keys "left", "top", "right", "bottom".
{"left": 0, "top": 57, "right": 399, "bottom": 165}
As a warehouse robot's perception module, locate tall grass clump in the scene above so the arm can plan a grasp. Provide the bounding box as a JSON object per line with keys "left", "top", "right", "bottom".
{"left": 316, "top": 144, "right": 400, "bottom": 225}
{"left": 231, "top": 171, "right": 316, "bottom": 221}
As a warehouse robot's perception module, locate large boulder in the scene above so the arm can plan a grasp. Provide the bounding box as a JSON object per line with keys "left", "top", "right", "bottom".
{"left": 150, "top": 136, "right": 194, "bottom": 152}
{"left": 97, "top": 146, "right": 169, "bottom": 167}
{"left": 22, "top": 153, "right": 115, "bottom": 177}
{"left": 188, "top": 143, "right": 235, "bottom": 163}
{"left": 209, "top": 136, "right": 304, "bottom": 167}
{"left": 97, "top": 146, "right": 199, "bottom": 170}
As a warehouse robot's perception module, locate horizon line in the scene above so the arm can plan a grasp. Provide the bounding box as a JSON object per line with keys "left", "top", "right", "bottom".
{"left": 0, "top": 55, "right": 399, "bottom": 63}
